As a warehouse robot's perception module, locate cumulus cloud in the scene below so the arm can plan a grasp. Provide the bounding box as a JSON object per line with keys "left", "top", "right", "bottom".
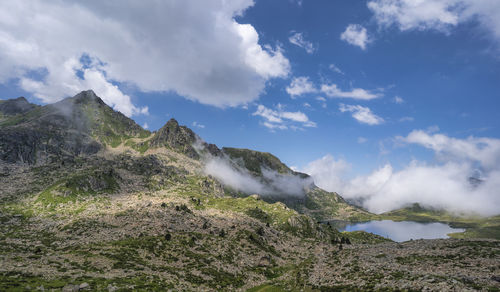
{"left": 340, "top": 24, "right": 371, "bottom": 50}
{"left": 302, "top": 131, "right": 500, "bottom": 216}
{"left": 289, "top": 32, "right": 316, "bottom": 54}
{"left": 302, "top": 154, "right": 350, "bottom": 193}
{"left": 192, "top": 121, "right": 206, "bottom": 129}
{"left": 321, "top": 84, "right": 381, "bottom": 100}
{"left": 203, "top": 153, "right": 313, "bottom": 197}
{"left": 253, "top": 104, "right": 316, "bottom": 130}
{"left": 367, "top": 0, "right": 500, "bottom": 43}
{"left": 0, "top": 0, "right": 290, "bottom": 114}
{"left": 399, "top": 130, "right": 500, "bottom": 171}
{"left": 339, "top": 104, "right": 384, "bottom": 125}
{"left": 286, "top": 77, "right": 317, "bottom": 97}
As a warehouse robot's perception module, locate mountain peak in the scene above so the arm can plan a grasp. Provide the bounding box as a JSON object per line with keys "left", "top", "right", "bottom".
{"left": 72, "top": 90, "right": 105, "bottom": 105}
{"left": 150, "top": 118, "right": 199, "bottom": 158}
{"left": 0, "top": 96, "right": 38, "bottom": 116}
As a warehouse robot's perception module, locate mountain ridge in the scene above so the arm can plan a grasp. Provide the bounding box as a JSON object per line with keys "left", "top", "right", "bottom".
{"left": 1, "top": 91, "right": 498, "bottom": 291}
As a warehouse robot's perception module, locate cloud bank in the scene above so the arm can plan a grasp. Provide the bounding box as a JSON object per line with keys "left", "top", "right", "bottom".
{"left": 303, "top": 131, "right": 500, "bottom": 216}
{"left": 0, "top": 0, "right": 290, "bottom": 115}
{"left": 203, "top": 154, "right": 313, "bottom": 197}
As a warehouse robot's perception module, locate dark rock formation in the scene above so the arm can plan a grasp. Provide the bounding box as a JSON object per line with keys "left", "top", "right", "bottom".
{"left": 150, "top": 118, "right": 199, "bottom": 158}
{"left": 0, "top": 97, "right": 38, "bottom": 116}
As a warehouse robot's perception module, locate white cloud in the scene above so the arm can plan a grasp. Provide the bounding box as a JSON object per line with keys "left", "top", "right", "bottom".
{"left": 367, "top": 0, "right": 500, "bottom": 43}
{"left": 340, "top": 24, "right": 371, "bottom": 50}
{"left": 303, "top": 133, "right": 500, "bottom": 216}
{"left": 253, "top": 104, "right": 316, "bottom": 130}
{"left": 339, "top": 104, "right": 384, "bottom": 125}
{"left": 204, "top": 155, "right": 313, "bottom": 197}
{"left": 289, "top": 32, "right": 316, "bottom": 54}
{"left": 316, "top": 96, "right": 327, "bottom": 108}
{"left": 192, "top": 121, "right": 206, "bottom": 129}
{"left": 398, "top": 130, "right": 500, "bottom": 171}
{"left": 303, "top": 154, "right": 350, "bottom": 194}
{"left": 303, "top": 102, "right": 311, "bottom": 108}
{"left": 142, "top": 123, "right": 149, "bottom": 129}
{"left": 321, "top": 84, "right": 381, "bottom": 100}
{"left": 286, "top": 76, "right": 317, "bottom": 97}
{"left": 394, "top": 96, "right": 404, "bottom": 104}
{"left": 18, "top": 56, "right": 148, "bottom": 117}
{"left": 358, "top": 137, "right": 368, "bottom": 144}
{"left": 0, "top": 0, "right": 290, "bottom": 115}
{"left": 329, "top": 64, "right": 345, "bottom": 75}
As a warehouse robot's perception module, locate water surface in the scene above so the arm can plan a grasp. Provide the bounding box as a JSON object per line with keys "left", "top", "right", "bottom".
{"left": 338, "top": 220, "right": 465, "bottom": 242}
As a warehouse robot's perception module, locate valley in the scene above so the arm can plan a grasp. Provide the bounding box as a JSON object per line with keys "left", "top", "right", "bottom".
{"left": 0, "top": 91, "right": 499, "bottom": 291}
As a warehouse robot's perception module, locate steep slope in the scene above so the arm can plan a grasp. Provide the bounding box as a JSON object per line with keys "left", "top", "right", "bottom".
{"left": 222, "top": 147, "right": 299, "bottom": 176}
{"left": 0, "top": 90, "right": 149, "bottom": 164}
{"left": 0, "top": 96, "right": 38, "bottom": 118}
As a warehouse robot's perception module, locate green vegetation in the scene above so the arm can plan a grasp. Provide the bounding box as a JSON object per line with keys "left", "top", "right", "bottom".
{"left": 125, "top": 139, "right": 150, "bottom": 153}
{"left": 381, "top": 204, "right": 500, "bottom": 240}
{"left": 302, "top": 187, "right": 374, "bottom": 222}
{"left": 222, "top": 147, "right": 292, "bottom": 176}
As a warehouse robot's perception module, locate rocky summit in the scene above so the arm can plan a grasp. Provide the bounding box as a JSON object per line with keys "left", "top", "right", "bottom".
{"left": 0, "top": 91, "right": 499, "bottom": 291}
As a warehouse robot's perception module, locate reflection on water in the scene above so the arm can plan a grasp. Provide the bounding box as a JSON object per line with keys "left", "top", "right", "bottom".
{"left": 337, "top": 220, "right": 465, "bottom": 242}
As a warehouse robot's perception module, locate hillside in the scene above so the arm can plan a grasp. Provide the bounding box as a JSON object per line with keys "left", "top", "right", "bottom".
{"left": 0, "top": 91, "right": 499, "bottom": 291}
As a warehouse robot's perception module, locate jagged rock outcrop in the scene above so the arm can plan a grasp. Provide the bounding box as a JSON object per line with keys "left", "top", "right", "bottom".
{"left": 0, "top": 90, "right": 148, "bottom": 164}
{"left": 0, "top": 96, "right": 38, "bottom": 116}
{"left": 150, "top": 118, "right": 200, "bottom": 159}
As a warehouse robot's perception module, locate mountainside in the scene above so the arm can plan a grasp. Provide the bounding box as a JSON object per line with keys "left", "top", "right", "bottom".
{"left": 0, "top": 91, "right": 498, "bottom": 291}
{"left": 0, "top": 90, "right": 149, "bottom": 164}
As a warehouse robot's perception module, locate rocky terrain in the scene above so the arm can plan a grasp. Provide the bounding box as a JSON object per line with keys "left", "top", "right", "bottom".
{"left": 0, "top": 91, "right": 499, "bottom": 291}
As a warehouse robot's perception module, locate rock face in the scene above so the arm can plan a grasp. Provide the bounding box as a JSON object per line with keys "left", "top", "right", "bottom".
{"left": 0, "top": 97, "right": 38, "bottom": 116}
{"left": 150, "top": 118, "right": 200, "bottom": 158}
{"left": 0, "top": 90, "right": 148, "bottom": 164}
{"left": 221, "top": 147, "right": 309, "bottom": 178}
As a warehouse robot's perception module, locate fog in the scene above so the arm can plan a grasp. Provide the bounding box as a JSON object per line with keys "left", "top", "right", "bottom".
{"left": 303, "top": 130, "right": 500, "bottom": 216}
{"left": 202, "top": 152, "right": 313, "bottom": 198}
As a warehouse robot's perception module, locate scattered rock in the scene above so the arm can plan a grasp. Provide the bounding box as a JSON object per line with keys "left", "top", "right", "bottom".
{"left": 258, "top": 255, "right": 272, "bottom": 267}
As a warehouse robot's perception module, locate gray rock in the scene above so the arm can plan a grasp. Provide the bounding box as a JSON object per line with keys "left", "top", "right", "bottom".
{"left": 79, "top": 282, "right": 90, "bottom": 290}
{"left": 61, "top": 284, "right": 79, "bottom": 292}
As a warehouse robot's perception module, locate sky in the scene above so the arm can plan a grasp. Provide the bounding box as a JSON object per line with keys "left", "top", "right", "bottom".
{"left": 1, "top": 0, "right": 499, "bottom": 215}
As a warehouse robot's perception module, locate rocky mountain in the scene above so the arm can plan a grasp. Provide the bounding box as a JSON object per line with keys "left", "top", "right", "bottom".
{"left": 0, "top": 91, "right": 498, "bottom": 291}
{"left": 0, "top": 96, "right": 38, "bottom": 117}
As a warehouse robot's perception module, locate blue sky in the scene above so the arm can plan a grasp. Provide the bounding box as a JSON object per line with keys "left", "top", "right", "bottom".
{"left": 1, "top": 0, "right": 500, "bottom": 213}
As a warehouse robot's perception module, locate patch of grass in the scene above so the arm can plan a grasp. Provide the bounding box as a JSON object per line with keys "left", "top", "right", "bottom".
{"left": 247, "top": 284, "right": 288, "bottom": 292}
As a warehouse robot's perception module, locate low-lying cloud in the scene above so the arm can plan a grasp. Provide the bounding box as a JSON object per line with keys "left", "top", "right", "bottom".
{"left": 203, "top": 152, "right": 313, "bottom": 198}
{"left": 303, "top": 130, "right": 500, "bottom": 216}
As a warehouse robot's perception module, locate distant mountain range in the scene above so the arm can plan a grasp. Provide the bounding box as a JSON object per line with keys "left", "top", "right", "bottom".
{"left": 0, "top": 90, "right": 370, "bottom": 221}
